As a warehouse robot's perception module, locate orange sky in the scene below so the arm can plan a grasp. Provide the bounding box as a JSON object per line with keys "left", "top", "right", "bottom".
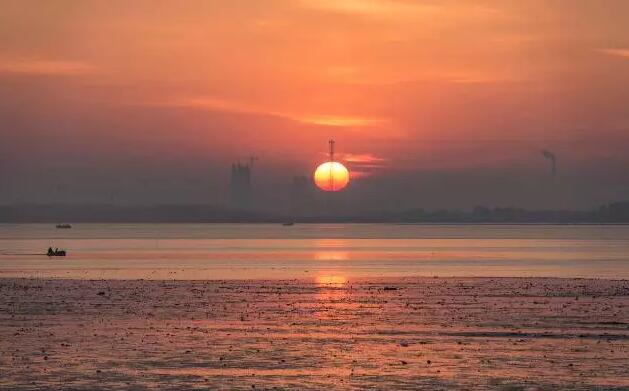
{"left": 1, "top": 0, "right": 629, "bottom": 206}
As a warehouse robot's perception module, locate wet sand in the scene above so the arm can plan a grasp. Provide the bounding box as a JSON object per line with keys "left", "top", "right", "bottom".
{"left": 1, "top": 277, "right": 628, "bottom": 390}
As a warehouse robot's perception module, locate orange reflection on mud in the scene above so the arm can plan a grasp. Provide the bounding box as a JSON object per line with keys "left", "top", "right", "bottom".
{"left": 314, "top": 275, "right": 351, "bottom": 320}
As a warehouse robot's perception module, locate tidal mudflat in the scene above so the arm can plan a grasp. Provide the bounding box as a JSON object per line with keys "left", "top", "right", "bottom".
{"left": 1, "top": 277, "right": 627, "bottom": 390}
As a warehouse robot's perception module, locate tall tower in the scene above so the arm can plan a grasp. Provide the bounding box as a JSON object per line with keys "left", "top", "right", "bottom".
{"left": 328, "top": 139, "right": 335, "bottom": 190}
{"left": 329, "top": 139, "right": 335, "bottom": 162}
{"left": 229, "top": 162, "right": 251, "bottom": 209}
{"left": 541, "top": 150, "right": 557, "bottom": 178}
{"left": 313, "top": 139, "right": 349, "bottom": 192}
{"left": 290, "top": 176, "right": 315, "bottom": 215}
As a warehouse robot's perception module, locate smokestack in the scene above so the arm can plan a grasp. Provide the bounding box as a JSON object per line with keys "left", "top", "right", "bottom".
{"left": 541, "top": 150, "right": 556, "bottom": 177}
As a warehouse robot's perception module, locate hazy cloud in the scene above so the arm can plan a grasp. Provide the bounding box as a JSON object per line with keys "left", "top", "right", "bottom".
{"left": 342, "top": 153, "right": 388, "bottom": 178}
{"left": 298, "top": 0, "right": 443, "bottom": 18}
{"left": 0, "top": 58, "right": 95, "bottom": 75}
{"left": 343, "top": 153, "right": 387, "bottom": 164}
{"left": 598, "top": 48, "right": 629, "bottom": 59}
{"left": 145, "top": 96, "right": 388, "bottom": 129}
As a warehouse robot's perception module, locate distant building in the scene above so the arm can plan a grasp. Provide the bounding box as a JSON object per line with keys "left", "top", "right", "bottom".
{"left": 290, "top": 176, "right": 315, "bottom": 215}
{"left": 607, "top": 201, "right": 629, "bottom": 222}
{"left": 230, "top": 162, "right": 252, "bottom": 209}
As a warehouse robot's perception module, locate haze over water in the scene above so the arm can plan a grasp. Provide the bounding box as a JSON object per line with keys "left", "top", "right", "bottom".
{"left": 2, "top": 223, "right": 628, "bottom": 280}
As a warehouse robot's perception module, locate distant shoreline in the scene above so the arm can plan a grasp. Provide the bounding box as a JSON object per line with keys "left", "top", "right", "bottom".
{"left": 3, "top": 201, "right": 629, "bottom": 223}
{"left": 3, "top": 221, "right": 629, "bottom": 226}
{"left": 1, "top": 276, "right": 628, "bottom": 282}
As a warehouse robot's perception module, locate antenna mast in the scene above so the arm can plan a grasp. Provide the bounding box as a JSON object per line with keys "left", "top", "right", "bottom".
{"left": 329, "top": 139, "right": 335, "bottom": 162}
{"left": 328, "top": 139, "right": 335, "bottom": 191}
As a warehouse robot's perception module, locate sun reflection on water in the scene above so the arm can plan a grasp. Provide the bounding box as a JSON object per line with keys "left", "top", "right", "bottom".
{"left": 314, "top": 251, "right": 350, "bottom": 261}
{"left": 315, "top": 275, "right": 348, "bottom": 285}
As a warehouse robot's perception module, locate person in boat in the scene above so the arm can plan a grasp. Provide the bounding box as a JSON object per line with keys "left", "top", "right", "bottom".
{"left": 47, "top": 247, "right": 67, "bottom": 256}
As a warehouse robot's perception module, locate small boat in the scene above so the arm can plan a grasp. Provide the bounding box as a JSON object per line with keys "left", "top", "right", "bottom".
{"left": 282, "top": 222, "right": 295, "bottom": 226}
{"left": 56, "top": 224, "right": 72, "bottom": 229}
{"left": 47, "top": 248, "right": 67, "bottom": 257}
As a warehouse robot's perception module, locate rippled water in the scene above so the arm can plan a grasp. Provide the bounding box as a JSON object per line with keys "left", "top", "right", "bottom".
{"left": 1, "top": 223, "right": 629, "bottom": 279}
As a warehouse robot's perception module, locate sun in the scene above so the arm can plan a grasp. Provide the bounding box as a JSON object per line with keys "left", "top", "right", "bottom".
{"left": 314, "top": 161, "right": 350, "bottom": 191}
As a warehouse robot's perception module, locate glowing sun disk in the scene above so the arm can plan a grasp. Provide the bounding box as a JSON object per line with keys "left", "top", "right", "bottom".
{"left": 314, "top": 161, "right": 350, "bottom": 191}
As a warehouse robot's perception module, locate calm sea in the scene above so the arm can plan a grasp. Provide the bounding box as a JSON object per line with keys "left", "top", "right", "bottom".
{"left": 1, "top": 223, "right": 628, "bottom": 279}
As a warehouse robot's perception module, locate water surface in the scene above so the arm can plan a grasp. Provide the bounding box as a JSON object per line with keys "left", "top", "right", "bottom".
{"left": 1, "top": 223, "right": 628, "bottom": 279}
